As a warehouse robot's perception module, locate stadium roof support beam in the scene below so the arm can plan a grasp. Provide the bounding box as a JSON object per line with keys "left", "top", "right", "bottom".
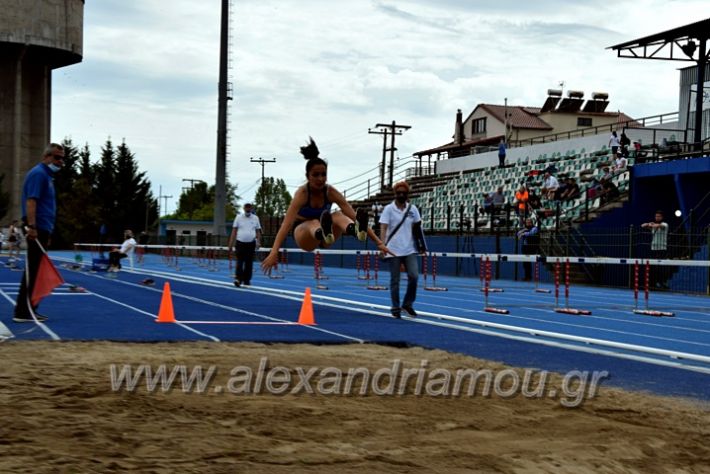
{"left": 608, "top": 18, "right": 710, "bottom": 150}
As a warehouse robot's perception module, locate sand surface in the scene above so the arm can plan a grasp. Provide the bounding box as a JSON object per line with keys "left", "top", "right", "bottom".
{"left": 1, "top": 341, "right": 709, "bottom": 473}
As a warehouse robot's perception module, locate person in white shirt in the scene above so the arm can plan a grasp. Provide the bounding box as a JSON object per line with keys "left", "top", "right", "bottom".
{"left": 379, "top": 181, "right": 427, "bottom": 319}
{"left": 228, "top": 203, "right": 263, "bottom": 287}
{"left": 613, "top": 155, "right": 627, "bottom": 173}
{"left": 609, "top": 130, "right": 621, "bottom": 159}
{"left": 108, "top": 230, "right": 136, "bottom": 272}
{"left": 541, "top": 172, "right": 559, "bottom": 200}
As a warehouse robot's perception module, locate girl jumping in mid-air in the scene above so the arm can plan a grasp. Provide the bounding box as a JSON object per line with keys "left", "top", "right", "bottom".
{"left": 261, "top": 138, "right": 390, "bottom": 273}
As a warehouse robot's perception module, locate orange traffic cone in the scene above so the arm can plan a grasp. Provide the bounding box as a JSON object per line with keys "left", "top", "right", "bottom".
{"left": 298, "top": 287, "right": 316, "bottom": 325}
{"left": 156, "top": 281, "right": 176, "bottom": 323}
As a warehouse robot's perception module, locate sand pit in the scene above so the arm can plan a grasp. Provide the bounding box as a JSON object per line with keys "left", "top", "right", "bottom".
{"left": 1, "top": 341, "right": 709, "bottom": 473}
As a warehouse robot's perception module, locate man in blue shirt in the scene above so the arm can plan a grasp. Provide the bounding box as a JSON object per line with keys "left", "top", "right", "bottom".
{"left": 13, "top": 143, "right": 64, "bottom": 322}
{"left": 516, "top": 218, "right": 539, "bottom": 281}
{"left": 498, "top": 139, "right": 506, "bottom": 167}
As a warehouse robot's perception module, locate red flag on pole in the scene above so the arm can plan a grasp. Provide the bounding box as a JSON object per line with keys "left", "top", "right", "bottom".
{"left": 31, "top": 253, "right": 64, "bottom": 306}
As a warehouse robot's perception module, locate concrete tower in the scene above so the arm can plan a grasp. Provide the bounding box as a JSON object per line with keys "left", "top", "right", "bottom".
{"left": 0, "top": 0, "right": 84, "bottom": 223}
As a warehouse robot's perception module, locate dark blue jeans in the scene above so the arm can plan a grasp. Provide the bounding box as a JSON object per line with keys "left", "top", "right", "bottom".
{"left": 388, "top": 254, "right": 419, "bottom": 310}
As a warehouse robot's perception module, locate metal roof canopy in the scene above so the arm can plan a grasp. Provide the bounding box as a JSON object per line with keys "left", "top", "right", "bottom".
{"left": 608, "top": 17, "right": 710, "bottom": 148}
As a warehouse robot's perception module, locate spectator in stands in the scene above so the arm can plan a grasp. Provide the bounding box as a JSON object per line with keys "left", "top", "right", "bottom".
{"left": 599, "top": 179, "right": 620, "bottom": 205}
{"left": 641, "top": 211, "right": 669, "bottom": 289}
{"left": 498, "top": 139, "right": 506, "bottom": 168}
{"left": 482, "top": 193, "right": 494, "bottom": 215}
{"left": 514, "top": 184, "right": 529, "bottom": 224}
{"left": 541, "top": 171, "right": 559, "bottom": 200}
{"left": 558, "top": 177, "right": 581, "bottom": 201}
{"left": 613, "top": 154, "right": 627, "bottom": 173}
{"left": 517, "top": 218, "right": 539, "bottom": 281}
{"left": 492, "top": 186, "right": 505, "bottom": 208}
{"left": 633, "top": 141, "right": 648, "bottom": 158}
{"left": 600, "top": 166, "right": 613, "bottom": 183}
{"left": 620, "top": 129, "right": 631, "bottom": 158}
{"left": 108, "top": 230, "right": 136, "bottom": 272}
{"left": 609, "top": 130, "right": 621, "bottom": 160}
{"left": 527, "top": 191, "right": 542, "bottom": 211}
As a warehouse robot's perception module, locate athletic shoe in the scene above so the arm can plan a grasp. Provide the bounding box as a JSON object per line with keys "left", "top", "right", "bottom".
{"left": 402, "top": 305, "right": 417, "bottom": 317}
{"left": 391, "top": 308, "right": 401, "bottom": 319}
{"left": 234, "top": 279, "right": 241, "bottom": 287}
{"left": 13, "top": 313, "right": 48, "bottom": 323}
{"left": 319, "top": 210, "right": 335, "bottom": 245}
{"left": 355, "top": 208, "right": 369, "bottom": 241}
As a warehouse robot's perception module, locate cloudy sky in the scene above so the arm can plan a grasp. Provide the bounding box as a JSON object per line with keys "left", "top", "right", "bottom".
{"left": 51, "top": 0, "right": 709, "bottom": 214}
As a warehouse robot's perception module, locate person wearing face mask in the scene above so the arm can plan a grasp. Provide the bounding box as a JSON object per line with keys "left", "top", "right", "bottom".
{"left": 13, "top": 143, "right": 64, "bottom": 323}
{"left": 108, "top": 230, "right": 137, "bottom": 272}
{"left": 261, "top": 138, "right": 391, "bottom": 274}
{"left": 379, "top": 180, "right": 427, "bottom": 319}
{"left": 228, "top": 203, "right": 262, "bottom": 287}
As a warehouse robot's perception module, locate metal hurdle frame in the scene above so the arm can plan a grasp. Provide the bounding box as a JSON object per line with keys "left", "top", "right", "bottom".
{"left": 314, "top": 251, "right": 328, "bottom": 290}
{"left": 533, "top": 259, "right": 552, "bottom": 293}
{"left": 422, "top": 252, "right": 448, "bottom": 291}
{"left": 553, "top": 259, "right": 592, "bottom": 316}
{"left": 633, "top": 260, "right": 675, "bottom": 317}
{"left": 478, "top": 255, "right": 503, "bottom": 293}
{"left": 366, "top": 251, "right": 388, "bottom": 290}
{"left": 483, "top": 256, "right": 509, "bottom": 314}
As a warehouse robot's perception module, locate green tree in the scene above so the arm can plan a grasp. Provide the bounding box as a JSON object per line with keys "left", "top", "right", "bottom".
{"left": 168, "top": 180, "right": 240, "bottom": 222}
{"left": 114, "top": 140, "right": 158, "bottom": 236}
{"left": 253, "top": 177, "right": 292, "bottom": 217}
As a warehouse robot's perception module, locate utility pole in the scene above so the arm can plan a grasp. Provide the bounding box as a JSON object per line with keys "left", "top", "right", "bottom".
{"left": 369, "top": 121, "right": 411, "bottom": 191}
{"left": 250, "top": 157, "right": 277, "bottom": 210}
{"left": 157, "top": 185, "right": 173, "bottom": 241}
{"left": 368, "top": 128, "right": 388, "bottom": 191}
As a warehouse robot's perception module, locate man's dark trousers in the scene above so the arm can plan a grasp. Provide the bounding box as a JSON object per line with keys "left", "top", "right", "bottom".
{"left": 236, "top": 241, "right": 257, "bottom": 284}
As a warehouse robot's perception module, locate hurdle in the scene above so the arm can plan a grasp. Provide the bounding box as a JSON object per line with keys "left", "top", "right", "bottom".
{"left": 633, "top": 260, "right": 674, "bottom": 317}
{"left": 366, "top": 251, "right": 388, "bottom": 290}
{"left": 314, "top": 251, "right": 328, "bottom": 290}
{"left": 356, "top": 252, "right": 370, "bottom": 280}
{"left": 478, "top": 256, "right": 503, "bottom": 293}
{"left": 554, "top": 259, "right": 592, "bottom": 315}
{"left": 483, "top": 256, "right": 509, "bottom": 314}
{"left": 423, "top": 252, "right": 448, "bottom": 291}
{"left": 534, "top": 259, "right": 552, "bottom": 293}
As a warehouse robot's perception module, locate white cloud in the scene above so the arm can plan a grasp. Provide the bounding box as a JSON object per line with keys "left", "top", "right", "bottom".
{"left": 51, "top": 0, "right": 710, "bottom": 214}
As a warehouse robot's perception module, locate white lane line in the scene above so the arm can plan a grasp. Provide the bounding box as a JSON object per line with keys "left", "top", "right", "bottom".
{"left": 87, "top": 290, "right": 221, "bottom": 342}
{"left": 0, "top": 287, "right": 59, "bottom": 341}
{"left": 75, "top": 269, "right": 365, "bottom": 344}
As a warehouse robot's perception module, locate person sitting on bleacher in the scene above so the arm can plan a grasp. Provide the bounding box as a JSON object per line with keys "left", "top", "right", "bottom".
{"left": 599, "top": 180, "right": 620, "bottom": 205}
{"left": 613, "top": 155, "right": 627, "bottom": 173}
{"left": 482, "top": 193, "right": 494, "bottom": 214}
{"left": 599, "top": 166, "right": 613, "bottom": 183}
{"left": 558, "top": 177, "right": 581, "bottom": 201}
{"left": 541, "top": 171, "right": 559, "bottom": 200}
{"left": 108, "top": 230, "right": 136, "bottom": 272}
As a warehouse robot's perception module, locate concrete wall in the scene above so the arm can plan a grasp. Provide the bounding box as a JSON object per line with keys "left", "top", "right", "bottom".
{"left": 435, "top": 127, "right": 683, "bottom": 175}
{"left": 0, "top": 0, "right": 84, "bottom": 224}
